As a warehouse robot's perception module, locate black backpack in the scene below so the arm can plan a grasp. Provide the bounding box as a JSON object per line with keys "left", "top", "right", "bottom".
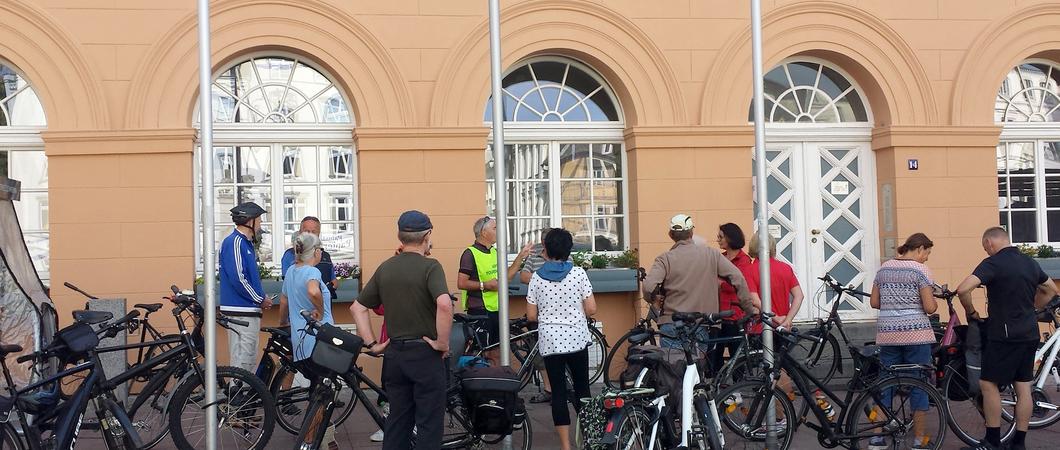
{"left": 460, "top": 365, "right": 524, "bottom": 435}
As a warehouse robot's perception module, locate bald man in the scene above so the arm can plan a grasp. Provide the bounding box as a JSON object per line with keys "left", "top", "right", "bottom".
{"left": 955, "top": 226, "right": 1058, "bottom": 450}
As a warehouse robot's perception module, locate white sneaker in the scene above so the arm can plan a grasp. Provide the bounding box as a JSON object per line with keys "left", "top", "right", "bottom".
{"left": 370, "top": 430, "right": 384, "bottom": 442}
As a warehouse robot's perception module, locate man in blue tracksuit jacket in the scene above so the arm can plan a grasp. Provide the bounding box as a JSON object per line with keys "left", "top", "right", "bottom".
{"left": 219, "top": 201, "right": 274, "bottom": 372}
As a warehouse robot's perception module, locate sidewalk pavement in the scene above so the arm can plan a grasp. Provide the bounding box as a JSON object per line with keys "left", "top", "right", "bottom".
{"left": 74, "top": 387, "right": 1060, "bottom": 449}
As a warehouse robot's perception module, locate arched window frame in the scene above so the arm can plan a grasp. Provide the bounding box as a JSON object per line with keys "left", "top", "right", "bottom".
{"left": 753, "top": 57, "right": 873, "bottom": 131}
{"left": 484, "top": 57, "right": 629, "bottom": 258}
{"left": 995, "top": 59, "right": 1060, "bottom": 246}
{"left": 193, "top": 52, "right": 359, "bottom": 274}
{"left": 0, "top": 59, "right": 48, "bottom": 279}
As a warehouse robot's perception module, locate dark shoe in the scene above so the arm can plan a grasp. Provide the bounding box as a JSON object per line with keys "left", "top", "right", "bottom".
{"left": 529, "top": 391, "right": 551, "bottom": 403}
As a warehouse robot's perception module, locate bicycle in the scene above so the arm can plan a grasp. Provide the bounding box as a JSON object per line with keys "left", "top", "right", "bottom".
{"left": 258, "top": 325, "right": 378, "bottom": 434}
{"left": 92, "top": 285, "right": 277, "bottom": 450}
{"left": 0, "top": 309, "right": 146, "bottom": 450}
{"left": 785, "top": 274, "right": 871, "bottom": 385}
{"left": 596, "top": 311, "right": 735, "bottom": 450}
{"left": 459, "top": 313, "right": 607, "bottom": 391}
{"left": 717, "top": 318, "right": 949, "bottom": 449}
{"left": 602, "top": 306, "right": 660, "bottom": 389}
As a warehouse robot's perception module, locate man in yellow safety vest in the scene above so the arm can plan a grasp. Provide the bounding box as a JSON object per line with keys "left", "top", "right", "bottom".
{"left": 457, "top": 216, "right": 531, "bottom": 365}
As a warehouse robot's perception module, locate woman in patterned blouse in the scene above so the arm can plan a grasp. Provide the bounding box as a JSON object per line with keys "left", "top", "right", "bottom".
{"left": 868, "top": 233, "right": 938, "bottom": 450}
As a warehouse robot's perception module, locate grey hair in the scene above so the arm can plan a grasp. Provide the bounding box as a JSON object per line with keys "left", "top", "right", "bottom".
{"left": 473, "top": 216, "right": 494, "bottom": 238}
{"left": 398, "top": 229, "right": 430, "bottom": 245}
{"left": 293, "top": 232, "right": 322, "bottom": 262}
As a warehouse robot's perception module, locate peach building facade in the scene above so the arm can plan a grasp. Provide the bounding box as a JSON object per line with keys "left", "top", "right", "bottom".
{"left": 2, "top": 0, "right": 1059, "bottom": 346}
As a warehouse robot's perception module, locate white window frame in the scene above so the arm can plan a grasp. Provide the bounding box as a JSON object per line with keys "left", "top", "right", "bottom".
{"left": 193, "top": 53, "right": 358, "bottom": 275}
{"left": 0, "top": 130, "right": 48, "bottom": 279}
{"left": 997, "top": 124, "right": 1060, "bottom": 245}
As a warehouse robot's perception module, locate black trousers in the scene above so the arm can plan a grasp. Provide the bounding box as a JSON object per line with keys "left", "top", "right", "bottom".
{"left": 543, "top": 348, "right": 591, "bottom": 426}
{"left": 382, "top": 339, "right": 447, "bottom": 450}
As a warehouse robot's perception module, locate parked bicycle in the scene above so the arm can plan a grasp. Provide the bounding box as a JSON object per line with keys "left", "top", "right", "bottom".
{"left": 595, "top": 311, "right": 735, "bottom": 450}
{"left": 784, "top": 274, "right": 871, "bottom": 385}
{"left": 717, "top": 318, "right": 949, "bottom": 449}
{"left": 0, "top": 309, "right": 145, "bottom": 450}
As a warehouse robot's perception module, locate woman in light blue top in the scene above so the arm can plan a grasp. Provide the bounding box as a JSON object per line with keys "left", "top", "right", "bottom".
{"left": 279, "top": 232, "right": 334, "bottom": 362}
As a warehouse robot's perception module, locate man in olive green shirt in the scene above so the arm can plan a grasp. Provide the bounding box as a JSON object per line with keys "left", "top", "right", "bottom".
{"left": 352, "top": 210, "right": 452, "bottom": 450}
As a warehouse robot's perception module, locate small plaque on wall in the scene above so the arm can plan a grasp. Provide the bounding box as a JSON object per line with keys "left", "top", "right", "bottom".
{"left": 830, "top": 181, "right": 849, "bottom": 195}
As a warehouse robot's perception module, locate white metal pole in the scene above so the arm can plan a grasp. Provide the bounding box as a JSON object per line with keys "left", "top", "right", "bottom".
{"left": 487, "top": 0, "right": 510, "bottom": 367}
{"left": 749, "top": 0, "right": 777, "bottom": 446}
{"left": 487, "top": 2, "right": 512, "bottom": 448}
{"left": 197, "top": 1, "right": 219, "bottom": 449}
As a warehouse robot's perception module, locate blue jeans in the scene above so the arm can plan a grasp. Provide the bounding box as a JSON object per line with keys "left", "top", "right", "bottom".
{"left": 878, "top": 344, "right": 932, "bottom": 411}
{"left": 659, "top": 323, "right": 715, "bottom": 354}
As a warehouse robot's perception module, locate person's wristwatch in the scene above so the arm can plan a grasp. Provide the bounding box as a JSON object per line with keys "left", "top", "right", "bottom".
{"left": 365, "top": 340, "right": 377, "bottom": 349}
{"left": 479, "top": 281, "right": 484, "bottom": 291}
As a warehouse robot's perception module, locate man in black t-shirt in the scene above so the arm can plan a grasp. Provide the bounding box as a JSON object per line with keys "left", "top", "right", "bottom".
{"left": 956, "top": 227, "right": 1058, "bottom": 450}
{"left": 352, "top": 210, "right": 452, "bottom": 450}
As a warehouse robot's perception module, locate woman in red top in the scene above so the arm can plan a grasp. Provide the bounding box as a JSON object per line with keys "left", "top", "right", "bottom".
{"left": 714, "top": 223, "right": 761, "bottom": 370}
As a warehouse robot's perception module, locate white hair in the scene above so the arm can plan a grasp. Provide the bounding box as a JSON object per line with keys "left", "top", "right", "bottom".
{"left": 293, "top": 232, "right": 321, "bottom": 262}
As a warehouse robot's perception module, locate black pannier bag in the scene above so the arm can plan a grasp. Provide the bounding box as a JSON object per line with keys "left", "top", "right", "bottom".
{"left": 619, "top": 345, "right": 686, "bottom": 398}
{"left": 460, "top": 365, "right": 523, "bottom": 435}
{"left": 54, "top": 322, "right": 99, "bottom": 363}
{"left": 310, "top": 323, "right": 364, "bottom": 374}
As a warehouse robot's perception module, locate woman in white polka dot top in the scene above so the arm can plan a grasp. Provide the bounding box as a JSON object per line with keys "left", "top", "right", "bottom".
{"left": 526, "top": 228, "right": 598, "bottom": 450}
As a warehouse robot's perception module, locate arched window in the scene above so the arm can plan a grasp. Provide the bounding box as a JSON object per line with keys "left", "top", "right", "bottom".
{"left": 0, "top": 62, "right": 48, "bottom": 278}
{"left": 195, "top": 55, "right": 357, "bottom": 271}
{"left": 484, "top": 58, "right": 626, "bottom": 254}
{"left": 752, "top": 61, "right": 869, "bottom": 123}
{"left": 995, "top": 60, "right": 1060, "bottom": 244}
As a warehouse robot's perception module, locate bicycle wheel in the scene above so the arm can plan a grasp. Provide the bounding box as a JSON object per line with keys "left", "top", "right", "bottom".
{"left": 941, "top": 361, "right": 1016, "bottom": 445}
{"left": 294, "top": 382, "right": 334, "bottom": 450}
{"left": 786, "top": 330, "right": 840, "bottom": 385}
{"left": 612, "top": 405, "right": 661, "bottom": 450}
{"left": 127, "top": 361, "right": 184, "bottom": 449}
{"left": 716, "top": 380, "right": 795, "bottom": 450}
{"left": 603, "top": 329, "right": 656, "bottom": 389}
{"left": 0, "top": 423, "right": 24, "bottom": 450}
{"left": 167, "top": 366, "right": 276, "bottom": 450}
{"left": 435, "top": 408, "right": 533, "bottom": 450}
{"left": 1002, "top": 359, "right": 1060, "bottom": 429}
{"left": 270, "top": 364, "right": 358, "bottom": 434}
{"left": 586, "top": 325, "right": 608, "bottom": 384}
{"left": 694, "top": 393, "right": 723, "bottom": 450}
{"left": 848, "top": 376, "right": 947, "bottom": 450}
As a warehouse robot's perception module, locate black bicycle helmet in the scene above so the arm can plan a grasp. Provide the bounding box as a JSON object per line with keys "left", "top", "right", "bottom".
{"left": 230, "top": 202, "right": 266, "bottom": 225}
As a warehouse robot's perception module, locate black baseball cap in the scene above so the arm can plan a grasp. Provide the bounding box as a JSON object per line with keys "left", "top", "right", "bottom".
{"left": 398, "top": 210, "right": 433, "bottom": 232}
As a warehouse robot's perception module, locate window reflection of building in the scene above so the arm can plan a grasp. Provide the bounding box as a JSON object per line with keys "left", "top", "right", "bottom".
{"left": 996, "top": 60, "right": 1060, "bottom": 244}
{"left": 0, "top": 62, "right": 47, "bottom": 278}
{"left": 484, "top": 58, "right": 626, "bottom": 255}
{"left": 195, "top": 56, "right": 358, "bottom": 270}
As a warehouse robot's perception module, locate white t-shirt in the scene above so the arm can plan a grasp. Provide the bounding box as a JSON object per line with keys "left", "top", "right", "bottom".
{"left": 526, "top": 266, "right": 594, "bottom": 356}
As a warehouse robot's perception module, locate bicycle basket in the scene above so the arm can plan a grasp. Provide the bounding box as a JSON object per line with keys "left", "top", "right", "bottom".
{"left": 309, "top": 323, "right": 363, "bottom": 374}
{"left": 848, "top": 344, "right": 880, "bottom": 391}
{"left": 54, "top": 322, "right": 99, "bottom": 362}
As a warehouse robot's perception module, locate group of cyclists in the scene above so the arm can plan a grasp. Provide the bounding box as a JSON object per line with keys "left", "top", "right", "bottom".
{"left": 5, "top": 201, "right": 1049, "bottom": 450}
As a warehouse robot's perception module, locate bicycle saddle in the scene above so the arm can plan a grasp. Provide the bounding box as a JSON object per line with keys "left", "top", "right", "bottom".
{"left": 134, "top": 303, "right": 163, "bottom": 313}
{"left": 72, "top": 310, "right": 113, "bottom": 325}
{"left": 261, "top": 327, "right": 291, "bottom": 338}
{"left": 0, "top": 344, "right": 22, "bottom": 357}
{"left": 454, "top": 314, "right": 489, "bottom": 324}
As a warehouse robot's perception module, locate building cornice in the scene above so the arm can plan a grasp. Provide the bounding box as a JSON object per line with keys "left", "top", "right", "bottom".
{"left": 41, "top": 129, "right": 196, "bottom": 155}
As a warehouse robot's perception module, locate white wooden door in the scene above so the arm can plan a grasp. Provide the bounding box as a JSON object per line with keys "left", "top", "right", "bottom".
{"left": 756, "top": 141, "right": 879, "bottom": 322}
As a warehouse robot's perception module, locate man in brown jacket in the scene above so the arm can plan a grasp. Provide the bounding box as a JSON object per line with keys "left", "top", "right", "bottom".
{"left": 642, "top": 213, "right": 758, "bottom": 350}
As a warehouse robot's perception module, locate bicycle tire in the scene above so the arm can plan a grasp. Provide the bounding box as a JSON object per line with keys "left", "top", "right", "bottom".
{"left": 0, "top": 422, "right": 24, "bottom": 450}
{"left": 603, "top": 328, "right": 656, "bottom": 389}
{"left": 271, "top": 364, "right": 359, "bottom": 434}
{"left": 294, "top": 381, "right": 334, "bottom": 450}
{"left": 167, "top": 366, "right": 276, "bottom": 450}
{"left": 127, "top": 359, "right": 185, "bottom": 449}
{"left": 787, "top": 330, "right": 840, "bottom": 385}
{"left": 716, "top": 380, "right": 795, "bottom": 450}
{"left": 613, "top": 405, "right": 661, "bottom": 450}
{"left": 941, "top": 361, "right": 1017, "bottom": 446}
{"left": 587, "top": 324, "right": 608, "bottom": 384}
{"left": 847, "top": 376, "right": 947, "bottom": 450}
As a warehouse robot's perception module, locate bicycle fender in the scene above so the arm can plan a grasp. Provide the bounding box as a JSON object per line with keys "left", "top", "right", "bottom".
{"left": 598, "top": 408, "right": 628, "bottom": 446}
{"left": 102, "top": 396, "right": 144, "bottom": 449}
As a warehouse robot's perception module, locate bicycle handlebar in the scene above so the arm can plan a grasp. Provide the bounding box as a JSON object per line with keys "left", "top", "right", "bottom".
{"left": 64, "top": 282, "right": 99, "bottom": 300}
{"left": 818, "top": 274, "right": 869, "bottom": 297}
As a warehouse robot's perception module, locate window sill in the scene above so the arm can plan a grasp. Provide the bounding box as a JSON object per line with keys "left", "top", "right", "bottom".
{"left": 507, "top": 268, "right": 638, "bottom": 296}
{"left": 196, "top": 278, "right": 361, "bottom": 304}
